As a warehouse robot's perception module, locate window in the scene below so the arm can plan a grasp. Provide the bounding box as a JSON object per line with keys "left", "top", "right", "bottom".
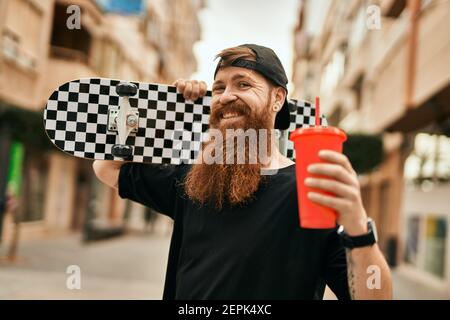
{"left": 424, "top": 216, "right": 446, "bottom": 278}
{"left": 404, "top": 215, "right": 447, "bottom": 279}
{"left": 19, "top": 150, "right": 49, "bottom": 222}
{"left": 2, "top": 0, "right": 42, "bottom": 69}
{"left": 320, "top": 50, "right": 346, "bottom": 96}
{"left": 2, "top": 28, "right": 20, "bottom": 60}
{"left": 50, "top": 3, "right": 92, "bottom": 62}
{"left": 405, "top": 216, "right": 421, "bottom": 267}
{"left": 385, "top": 0, "right": 407, "bottom": 18}
{"left": 349, "top": 5, "right": 367, "bottom": 50}
{"left": 351, "top": 74, "right": 364, "bottom": 110}
{"left": 404, "top": 133, "right": 450, "bottom": 187}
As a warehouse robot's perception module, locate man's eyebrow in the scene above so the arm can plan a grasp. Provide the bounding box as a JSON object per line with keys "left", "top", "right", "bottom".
{"left": 231, "top": 73, "right": 253, "bottom": 81}
{"left": 213, "top": 74, "right": 254, "bottom": 86}
{"left": 212, "top": 80, "right": 224, "bottom": 87}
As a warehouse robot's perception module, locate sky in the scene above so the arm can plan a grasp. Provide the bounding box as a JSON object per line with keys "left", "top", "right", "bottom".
{"left": 191, "top": 0, "right": 300, "bottom": 90}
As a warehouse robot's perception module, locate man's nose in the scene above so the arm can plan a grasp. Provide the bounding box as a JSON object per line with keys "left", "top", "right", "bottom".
{"left": 219, "top": 87, "right": 238, "bottom": 105}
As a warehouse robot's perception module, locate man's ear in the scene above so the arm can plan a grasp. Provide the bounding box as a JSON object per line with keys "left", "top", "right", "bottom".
{"left": 271, "top": 87, "right": 286, "bottom": 111}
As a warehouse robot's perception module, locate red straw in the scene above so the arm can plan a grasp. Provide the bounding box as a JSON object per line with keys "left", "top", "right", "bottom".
{"left": 315, "top": 96, "right": 320, "bottom": 126}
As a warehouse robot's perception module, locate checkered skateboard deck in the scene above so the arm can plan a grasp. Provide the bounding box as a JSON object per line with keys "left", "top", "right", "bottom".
{"left": 43, "top": 78, "right": 327, "bottom": 164}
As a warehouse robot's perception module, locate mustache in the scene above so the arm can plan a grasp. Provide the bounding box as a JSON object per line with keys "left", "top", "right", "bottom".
{"left": 209, "top": 101, "right": 252, "bottom": 126}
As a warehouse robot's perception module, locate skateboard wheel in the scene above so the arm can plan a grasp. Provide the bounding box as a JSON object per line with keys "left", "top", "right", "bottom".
{"left": 116, "top": 82, "right": 137, "bottom": 97}
{"left": 112, "top": 144, "right": 133, "bottom": 160}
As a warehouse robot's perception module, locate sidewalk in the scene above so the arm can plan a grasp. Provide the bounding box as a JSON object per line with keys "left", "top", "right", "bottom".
{"left": 392, "top": 268, "right": 449, "bottom": 300}
{"left": 2, "top": 230, "right": 443, "bottom": 300}
{"left": 0, "top": 232, "right": 171, "bottom": 299}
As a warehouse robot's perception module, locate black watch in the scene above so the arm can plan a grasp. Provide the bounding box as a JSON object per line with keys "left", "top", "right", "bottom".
{"left": 337, "top": 218, "right": 378, "bottom": 249}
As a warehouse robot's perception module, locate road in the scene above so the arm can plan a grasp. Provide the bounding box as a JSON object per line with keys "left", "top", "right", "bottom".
{"left": 0, "top": 232, "right": 170, "bottom": 299}
{"left": 1, "top": 230, "right": 445, "bottom": 299}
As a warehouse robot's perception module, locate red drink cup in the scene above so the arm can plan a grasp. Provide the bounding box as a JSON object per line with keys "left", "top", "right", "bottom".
{"left": 289, "top": 126, "right": 347, "bottom": 229}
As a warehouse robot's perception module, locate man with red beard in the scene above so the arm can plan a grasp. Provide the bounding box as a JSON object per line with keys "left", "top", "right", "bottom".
{"left": 93, "top": 44, "right": 392, "bottom": 300}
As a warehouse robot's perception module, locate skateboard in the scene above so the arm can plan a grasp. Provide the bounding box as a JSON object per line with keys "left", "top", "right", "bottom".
{"left": 43, "top": 78, "right": 327, "bottom": 164}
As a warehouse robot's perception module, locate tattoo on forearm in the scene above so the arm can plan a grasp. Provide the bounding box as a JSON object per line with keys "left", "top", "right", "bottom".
{"left": 346, "top": 249, "right": 356, "bottom": 300}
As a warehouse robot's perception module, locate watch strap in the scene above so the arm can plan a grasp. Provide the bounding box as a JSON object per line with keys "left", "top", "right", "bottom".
{"left": 338, "top": 219, "right": 377, "bottom": 249}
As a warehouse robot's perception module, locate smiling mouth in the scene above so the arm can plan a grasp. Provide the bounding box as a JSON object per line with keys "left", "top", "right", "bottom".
{"left": 221, "top": 112, "right": 244, "bottom": 120}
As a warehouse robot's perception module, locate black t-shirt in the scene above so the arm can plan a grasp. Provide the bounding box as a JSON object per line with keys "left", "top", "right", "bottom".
{"left": 118, "top": 163, "right": 350, "bottom": 300}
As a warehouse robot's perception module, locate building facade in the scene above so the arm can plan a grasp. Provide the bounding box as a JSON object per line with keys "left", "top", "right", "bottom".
{"left": 0, "top": 0, "right": 203, "bottom": 244}
{"left": 293, "top": 0, "right": 450, "bottom": 297}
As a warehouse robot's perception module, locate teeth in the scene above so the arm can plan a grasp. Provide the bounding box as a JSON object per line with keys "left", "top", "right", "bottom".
{"left": 222, "top": 112, "right": 240, "bottom": 119}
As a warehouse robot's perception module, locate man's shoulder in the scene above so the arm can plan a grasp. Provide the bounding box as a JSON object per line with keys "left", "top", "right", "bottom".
{"left": 172, "top": 163, "right": 192, "bottom": 178}
{"left": 121, "top": 162, "right": 191, "bottom": 178}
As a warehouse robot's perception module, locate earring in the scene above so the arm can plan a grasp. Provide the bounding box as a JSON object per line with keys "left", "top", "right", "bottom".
{"left": 273, "top": 103, "right": 280, "bottom": 111}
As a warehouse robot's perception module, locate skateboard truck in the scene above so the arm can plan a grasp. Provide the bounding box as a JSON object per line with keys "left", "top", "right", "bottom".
{"left": 110, "top": 82, "right": 139, "bottom": 160}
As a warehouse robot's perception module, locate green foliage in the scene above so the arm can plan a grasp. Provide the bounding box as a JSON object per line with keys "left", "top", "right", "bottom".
{"left": 0, "top": 103, "right": 53, "bottom": 152}
{"left": 343, "top": 133, "right": 384, "bottom": 174}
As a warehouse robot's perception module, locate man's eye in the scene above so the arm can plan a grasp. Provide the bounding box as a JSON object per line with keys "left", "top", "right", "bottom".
{"left": 213, "top": 87, "right": 224, "bottom": 92}
{"left": 238, "top": 82, "right": 250, "bottom": 88}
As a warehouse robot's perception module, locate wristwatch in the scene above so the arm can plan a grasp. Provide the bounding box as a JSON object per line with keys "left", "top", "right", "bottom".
{"left": 337, "top": 218, "right": 378, "bottom": 249}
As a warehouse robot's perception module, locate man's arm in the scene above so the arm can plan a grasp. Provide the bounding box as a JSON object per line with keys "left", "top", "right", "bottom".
{"left": 305, "top": 149, "right": 393, "bottom": 299}
{"left": 346, "top": 243, "right": 392, "bottom": 299}
{"left": 92, "top": 160, "right": 123, "bottom": 189}
{"left": 92, "top": 79, "right": 206, "bottom": 189}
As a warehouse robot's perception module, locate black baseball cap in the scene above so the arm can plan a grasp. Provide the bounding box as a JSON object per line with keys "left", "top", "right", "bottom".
{"left": 214, "top": 44, "right": 290, "bottom": 130}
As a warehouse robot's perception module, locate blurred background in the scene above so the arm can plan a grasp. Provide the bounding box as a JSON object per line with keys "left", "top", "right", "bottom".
{"left": 0, "top": 0, "right": 449, "bottom": 299}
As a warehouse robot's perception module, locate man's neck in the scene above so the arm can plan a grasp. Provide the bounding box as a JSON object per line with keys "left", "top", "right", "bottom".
{"left": 262, "top": 146, "right": 295, "bottom": 170}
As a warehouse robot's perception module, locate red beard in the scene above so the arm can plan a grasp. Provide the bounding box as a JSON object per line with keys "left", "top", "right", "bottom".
{"left": 182, "top": 97, "right": 274, "bottom": 210}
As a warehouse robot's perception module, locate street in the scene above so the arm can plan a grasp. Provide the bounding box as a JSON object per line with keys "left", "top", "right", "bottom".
{"left": 1, "top": 230, "right": 447, "bottom": 300}
{"left": 0, "top": 232, "right": 171, "bottom": 299}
